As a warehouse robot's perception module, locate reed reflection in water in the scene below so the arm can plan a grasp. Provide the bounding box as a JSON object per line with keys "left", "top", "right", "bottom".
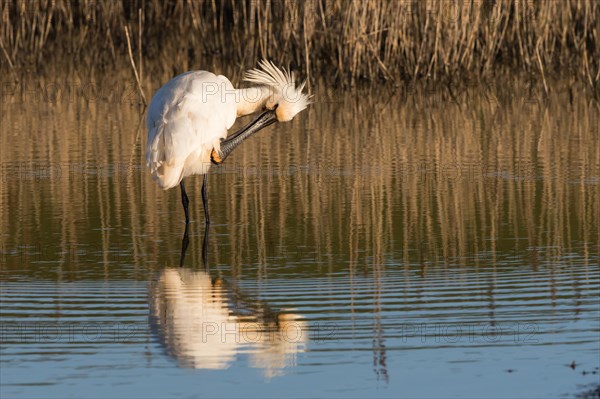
{"left": 0, "top": 75, "right": 597, "bottom": 277}
{"left": 149, "top": 267, "right": 306, "bottom": 377}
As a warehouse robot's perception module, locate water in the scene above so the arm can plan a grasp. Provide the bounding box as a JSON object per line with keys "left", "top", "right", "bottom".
{"left": 1, "top": 74, "right": 599, "bottom": 398}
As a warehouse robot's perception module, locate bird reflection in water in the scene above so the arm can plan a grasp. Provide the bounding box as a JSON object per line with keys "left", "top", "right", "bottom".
{"left": 149, "top": 244, "right": 307, "bottom": 377}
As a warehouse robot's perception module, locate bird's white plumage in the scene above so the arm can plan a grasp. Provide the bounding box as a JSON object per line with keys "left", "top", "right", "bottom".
{"left": 146, "top": 60, "right": 310, "bottom": 190}
{"left": 146, "top": 71, "right": 236, "bottom": 189}
{"left": 244, "top": 60, "right": 311, "bottom": 122}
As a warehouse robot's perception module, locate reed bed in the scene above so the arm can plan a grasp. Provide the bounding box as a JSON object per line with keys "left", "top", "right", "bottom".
{"left": 1, "top": 0, "right": 598, "bottom": 88}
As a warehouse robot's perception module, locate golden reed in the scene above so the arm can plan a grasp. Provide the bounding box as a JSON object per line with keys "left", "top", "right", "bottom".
{"left": 1, "top": 0, "right": 598, "bottom": 88}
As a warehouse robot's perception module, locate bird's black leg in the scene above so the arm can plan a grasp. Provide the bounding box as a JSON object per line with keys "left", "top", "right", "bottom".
{"left": 202, "top": 174, "right": 210, "bottom": 225}
{"left": 180, "top": 180, "right": 190, "bottom": 224}
{"left": 202, "top": 222, "right": 209, "bottom": 270}
{"left": 179, "top": 179, "right": 190, "bottom": 267}
{"left": 179, "top": 222, "right": 190, "bottom": 267}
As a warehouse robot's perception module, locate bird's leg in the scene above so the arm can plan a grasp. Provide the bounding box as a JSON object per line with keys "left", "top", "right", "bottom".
{"left": 180, "top": 180, "right": 190, "bottom": 224}
{"left": 179, "top": 222, "right": 190, "bottom": 267}
{"left": 202, "top": 222, "right": 209, "bottom": 270}
{"left": 202, "top": 173, "right": 210, "bottom": 225}
{"left": 201, "top": 175, "right": 210, "bottom": 269}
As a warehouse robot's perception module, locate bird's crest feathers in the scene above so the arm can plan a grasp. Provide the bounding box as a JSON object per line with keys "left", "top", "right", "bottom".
{"left": 244, "top": 59, "right": 312, "bottom": 122}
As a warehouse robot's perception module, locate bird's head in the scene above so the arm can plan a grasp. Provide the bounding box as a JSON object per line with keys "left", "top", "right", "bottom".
{"left": 211, "top": 61, "right": 311, "bottom": 166}
{"left": 244, "top": 59, "right": 312, "bottom": 122}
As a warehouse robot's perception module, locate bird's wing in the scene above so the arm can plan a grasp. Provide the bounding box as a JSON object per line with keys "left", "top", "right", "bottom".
{"left": 146, "top": 71, "right": 236, "bottom": 189}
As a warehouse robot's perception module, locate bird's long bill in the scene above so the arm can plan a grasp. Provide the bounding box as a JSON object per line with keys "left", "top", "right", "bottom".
{"left": 212, "top": 109, "right": 278, "bottom": 164}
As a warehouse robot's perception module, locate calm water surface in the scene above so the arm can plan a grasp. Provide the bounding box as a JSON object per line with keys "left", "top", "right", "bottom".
{"left": 1, "top": 75, "right": 599, "bottom": 398}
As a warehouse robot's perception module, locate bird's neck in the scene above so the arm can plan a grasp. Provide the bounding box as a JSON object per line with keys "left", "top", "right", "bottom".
{"left": 235, "top": 87, "right": 273, "bottom": 117}
{"left": 211, "top": 109, "right": 278, "bottom": 165}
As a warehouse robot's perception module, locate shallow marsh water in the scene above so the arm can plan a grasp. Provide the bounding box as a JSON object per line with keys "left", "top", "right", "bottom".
{"left": 1, "top": 74, "right": 599, "bottom": 398}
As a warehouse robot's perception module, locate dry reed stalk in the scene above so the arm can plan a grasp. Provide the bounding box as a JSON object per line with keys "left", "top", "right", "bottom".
{"left": 0, "top": 36, "right": 18, "bottom": 81}
{"left": 124, "top": 25, "right": 147, "bottom": 107}
{"left": 138, "top": 8, "right": 143, "bottom": 89}
{"left": 536, "top": 45, "right": 550, "bottom": 97}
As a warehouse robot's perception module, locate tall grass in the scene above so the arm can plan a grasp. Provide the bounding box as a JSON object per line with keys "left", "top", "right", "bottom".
{"left": 1, "top": 0, "right": 598, "bottom": 88}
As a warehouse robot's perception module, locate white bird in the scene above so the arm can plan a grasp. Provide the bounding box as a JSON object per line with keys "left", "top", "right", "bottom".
{"left": 146, "top": 60, "right": 310, "bottom": 225}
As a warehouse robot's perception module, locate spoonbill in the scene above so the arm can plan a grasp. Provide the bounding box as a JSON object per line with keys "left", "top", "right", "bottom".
{"left": 146, "top": 60, "right": 310, "bottom": 225}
